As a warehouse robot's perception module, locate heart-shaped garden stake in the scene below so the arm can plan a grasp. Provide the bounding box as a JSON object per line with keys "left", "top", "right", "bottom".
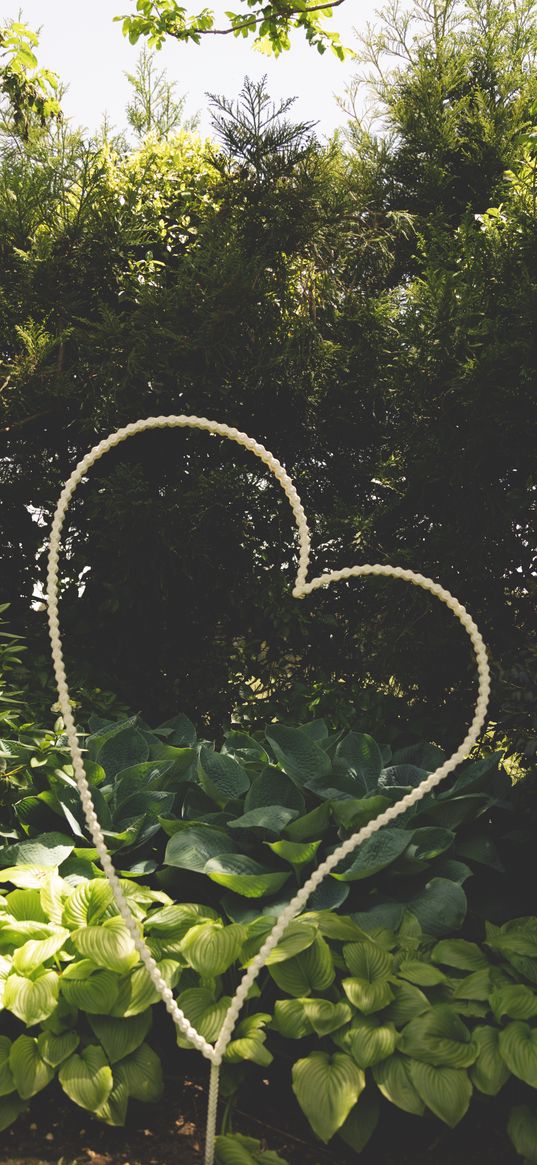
{"left": 47, "top": 416, "right": 491, "bottom": 1165}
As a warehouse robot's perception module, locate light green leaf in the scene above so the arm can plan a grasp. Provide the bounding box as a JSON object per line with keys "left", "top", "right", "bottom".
{"left": 397, "top": 959, "right": 446, "bottom": 987}
{"left": 265, "top": 839, "right": 320, "bottom": 866}
{"left": 71, "top": 916, "right": 138, "bottom": 973}
{"left": 470, "top": 1026, "right": 510, "bottom": 1095}
{"left": 198, "top": 745, "right": 250, "bottom": 806}
{"left": 60, "top": 961, "right": 120, "bottom": 1014}
{"left": 6, "top": 887, "right": 46, "bottom": 921}
{"left": 9, "top": 1035, "right": 54, "bottom": 1099}
{"left": 292, "top": 1051, "right": 365, "bottom": 1142}
{"left": 373, "top": 1052, "right": 425, "bottom": 1115}
{"left": 243, "top": 919, "right": 316, "bottom": 966}
{"left": 145, "top": 902, "right": 217, "bottom": 938}
{"left": 13, "top": 927, "right": 70, "bottom": 974}
{"left": 0, "top": 1036, "right": 15, "bottom": 1096}
{"left": 398, "top": 1005, "right": 477, "bottom": 1067}
{"left": 205, "top": 855, "right": 290, "bottom": 899}
{"left": 499, "top": 1022, "right": 537, "bottom": 1087}
{"left": 62, "top": 879, "right": 115, "bottom": 929}
{"left": 95, "top": 1075, "right": 129, "bottom": 1126}
{"left": 342, "top": 976, "right": 394, "bottom": 1013}
{"left": 88, "top": 1010, "right": 151, "bottom": 1063}
{"left": 4, "top": 968, "right": 58, "bottom": 1024}
{"left": 59, "top": 1044, "right": 113, "bottom": 1111}
{"left": 111, "top": 958, "right": 180, "bottom": 1017}
{"left": 384, "top": 980, "right": 431, "bottom": 1025}
{"left": 0, "top": 833, "right": 73, "bottom": 869}
{"left": 331, "top": 796, "right": 390, "bottom": 831}
{"left": 490, "top": 984, "right": 537, "bottom": 1021}
{"left": 407, "top": 1060, "right": 472, "bottom": 1126}
{"left": 175, "top": 988, "right": 231, "bottom": 1048}
{"left": 37, "top": 1029, "right": 79, "bottom": 1068}
{"left": 346, "top": 1015, "right": 398, "bottom": 1067}
{"left": 507, "top": 1105, "right": 537, "bottom": 1164}
{"left": 273, "top": 998, "right": 351, "bottom": 1040}
{"left": 180, "top": 921, "right": 243, "bottom": 975}
{"left": 343, "top": 940, "right": 393, "bottom": 980}
{"left": 165, "top": 825, "right": 237, "bottom": 873}
{"left": 452, "top": 969, "right": 492, "bottom": 1000}
{"left": 431, "top": 939, "right": 489, "bottom": 971}
{"left": 115, "top": 1041, "right": 163, "bottom": 1102}
{"left": 270, "top": 936, "right": 334, "bottom": 997}
{"left": 285, "top": 801, "right": 330, "bottom": 841}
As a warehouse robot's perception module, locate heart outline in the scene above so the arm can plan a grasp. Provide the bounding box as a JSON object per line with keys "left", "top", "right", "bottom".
{"left": 46, "top": 416, "right": 491, "bottom": 1163}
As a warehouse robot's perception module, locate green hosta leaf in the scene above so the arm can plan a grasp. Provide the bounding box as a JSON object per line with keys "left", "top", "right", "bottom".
{"left": 88, "top": 1010, "right": 151, "bottom": 1063}
{"left": 407, "top": 1060, "right": 473, "bottom": 1126}
{"left": 398, "top": 1005, "right": 477, "bottom": 1067}
{"left": 507, "top": 1105, "right": 537, "bottom": 1165}
{"left": 62, "top": 879, "right": 115, "bottom": 929}
{"left": 0, "top": 833, "right": 73, "bottom": 869}
{"left": 431, "top": 939, "right": 489, "bottom": 971}
{"left": 0, "top": 1036, "right": 15, "bottom": 1097}
{"left": 9, "top": 1035, "right": 54, "bottom": 1099}
{"left": 343, "top": 940, "right": 394, "bottom": 980}
{"left": 470, "top": 1026, "right": 510, "bottom": 1095}
{"left": 244, "top": 767, "right": 305, "bottom": 813}
{"left": 342, "top": 976, "right": 394, "bottom": 1014}
{"left": 145, "top": 902, "right": 217, "bottom": 938}
{"left": 312, "top": 914, "right": 368, "bottom": 942}
{"left": 332, "top": 828, "right": 411, "bottom": 881}
{"left": 0, "top": 866, "right": 55, "bottom": 889}
{"left": 13, "top": 927, "right": 70, "bottom": 974}
{"left": 4, "top": 968, "right": 58, "bottom": 1024}
{"left": 273, "top": 998, "right": 351, "bottom": 1039}
{"left": 265, "top": 839, "right": 320, "bottom": 866}
{"left": 95, "top": 1076, "right": 129, "bottom": 1127}
{"left": 115, "top": 1042, "right": 163, "bottom": 1102}
{"left": 154, "top": 713, "right": 197, "bottom": 747}
{"left": 452, "top": 969, "right": 492, "bottom": 1000}
{"left": 215, "top": 1133, "right": 289, "bottom": 1165}
{"left": 378, "top": 764, "right": 428, "bottom": 790}
{"left": 96, "top": 726, "right": 149, "bottom": 778}
{"left": 6, "top": 887, "right": 47, "bottom": 921}
{"left": 37, "top": 1030, "right": 79, "bottom": 1068}
{"left": 60, "top": 961, "right": 120, "bottom": 1014}
{"left": 338, "top": 1088, "right": 380, "bottom": 1152}
{"left": 284, "top": 801, "right": 331, "bottom": 841}
{"left": 373, "top": 1053, "right": 425, "bottom": 1115}
{"left": 265, "top": 725, "right": 331, "bottom": 787}
{"left": 346, "top": 1016, "right": 398, "bottom": 1068}
{"left": 229, "top": 807, "right": 298, "bottom": 835}
{"left": 403, "top": 879, "right": 467, "bottom": 937}
{"left": 205, "top": 855, "right": 289, "bottom": 899}
{"left": 165, "top": 824, "right": 237, "bottom": 873}
{"left": 499, "top": 1022, "right": 537, "bottom": 1087}
{"left": 246, "top": 919, "right": 316, "bottom": 966}
{"left": 225, "top": 1017, "right": 273, "bottom": 1067}
{"left": 490, "top": 984, "right": 537, "bottom": 1021}
{"left": 59, "top": 1044, "right": 113, "bottom": 1111}
{"left": 331, "top": 796, "right": 390, "bottom": 831}
{"left": 71, "top": 916, "right": 138, "bottom": 973}
{"left": 487, "top": 917, "right": 537, "bottom": 959}
{"left": 269, "top": 936, "right": 334, "bottom": 997}
{"left": 198, "top": 745, "right": 250, "bottom": 806}
{"left": 292, "top": 1051, "right": 365, "bottom": 1142}
{"left": 40, "top": 995, "right": 78, "bottom": 1035}
{"left": 176, "top": 988, "right": 231, "bottom": 1048}
{"left": 334, "top": 733, "right": 383, "bottom": 794}
{"left": 180, "top": 922, "right": 244, "bottom": 976}
{"left": 397, "top": 959, "right": 446, "bottom": 987}
{"left": 410, "top": 828, "right": 455, "bottom": 862}
{"left": 0, "top": 1093, "right": 26, "bottom": 1130}
{"left": 40, "top": 869, "right": 69, "bottom": 926}
{"left": 383, "top": 981, "right": 431, "bottom": 1025}
{"left": 110, "top": 958, "right": 180, "bottom": 1017}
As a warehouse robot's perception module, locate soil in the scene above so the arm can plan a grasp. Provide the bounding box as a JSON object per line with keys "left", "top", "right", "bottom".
{"left": 0, "top": 1055, "right": 523, "bottom": 1165}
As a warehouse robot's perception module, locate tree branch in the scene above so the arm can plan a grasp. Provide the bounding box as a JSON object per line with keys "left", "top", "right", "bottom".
{"left": 154, "top": 0, "right": 347, "bottom": 38}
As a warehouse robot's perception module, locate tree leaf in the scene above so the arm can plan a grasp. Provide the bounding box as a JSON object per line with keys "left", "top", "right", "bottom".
{"left": 292, "top": 1051, "right": 365, "bottom": 1142}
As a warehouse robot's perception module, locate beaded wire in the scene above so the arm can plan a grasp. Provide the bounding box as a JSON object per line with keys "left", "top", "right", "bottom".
{"left": 46, "top": 416, "right": 491, "bottom": 1165}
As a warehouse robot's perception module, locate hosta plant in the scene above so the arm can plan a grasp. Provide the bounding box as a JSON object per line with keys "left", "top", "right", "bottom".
{"left": 3, "top": 710, "right": 521, "bottom": 936}
{"left": 0, "top": 860, "right": 536, "bottom": 1163}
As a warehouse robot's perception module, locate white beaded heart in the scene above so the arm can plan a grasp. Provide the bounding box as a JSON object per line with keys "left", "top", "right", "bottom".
{"left": 46, "top": 416, "right": 490, "bottom": 1165}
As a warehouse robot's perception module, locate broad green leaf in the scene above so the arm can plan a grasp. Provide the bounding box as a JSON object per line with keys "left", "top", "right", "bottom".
{"left": 60, "top": 961, "right": 120, "bottom": 1014}
{"left": 198, "top": 745, "right": 250, "bottom": 806}
{"left": 292, "top": 1051, "right": 365, "bottom": 1142}
{"left": 115, "top": 1042, "right": 163, "bottom": 1101}
{"left": 373, "top": 1053, "right": 425, "bottom": 1115}
{"left": 9, "top": 1035, "right": 54, "bottom": 1099}
{"left": 205, "top": 855, "right": 290, "bottom": 899}
{"left": 499, "top": 1022, "right": 537, "bottom": 1087}
{"left": 398, "top": 1005, "right": 477, "bottom": 1067}
{"left": 0, "top": 833, "right": 74, "bottom": 869}
{"left": 154, "top": 713, "right": 197, "bottom": 747}
{"left": 403, "top": 878, "right": 467, "bottom": 937}
{"left": 342, "top": 976, "right": 394, "bottom": 1014}
{"left": 175, "top": 988, "right": 231, "bottom": 1047}
{"left": 247, "top": 919, "right": 316, "bottom": 966}
{"left": 96, "top": 726, "right": 149, "bottom": 777}
{"left": 62, "top": 879, "right": 115, "bottom": 928}
{"left": 265, "top": 839, "right": 320, "bottom": 866}
{"left": 37, "top": 1030, "right": 79, "bottom": 1068}
{"left": 397, "top": 959, "right": 446, "bottom": 987}
{"left": 343, "top": 940, "right": 393, "bottom": 980}
{"left": 6, "top": 887, "right": 46, "bottom": 921}
{"left": 270, "top": 935, "right": 334, "bottom": 996}
{"left": 228, "top": 807, "right": 298, "bottom": 835}
{"left": 164, "top": 825, "right": 237, "bottom": 872}
{"left": 225, "top": 1020, "right": 273, "bottom": 1067}
{"left": 470, "top": 1026, "right": 510, "bottom": 1095}
{"left": 331, "top": 796, "right": 390, "bottom": 831}
{"left": 345, "top": 1015, "right": 398, "bottom": 1067}
{"left": 110, "top": 958, "right": 180, "bottom": 1017}
{"left": 215, "top": 1133, "right": 288, "bottom": 1165}
{"left": 338, "top": 1088, "right": 380, "bottom": 1153}
{"left": 95, "top": 1076, "right": 129, "bottom": 1127}
{"left": 87, "top": 716, "right": 139, "bottom": 761}
{"left": 244, "top": 767, "right": 305, "bottom": 813}
{"left": 40, "top": 869, "right": 69, "bottom": 926}
{"left": 332, "top": 828, "right": 411, "bottom": 881}
{"left": 490, "top": 984, "right": 537, "bottom": 1021}
{"left": 452, "top": 968, "right": 492, "bottom": 1000}
{"left": 4, "top": 968, "right": 58, "bottom": 1024}
{"left": 59, "top": 1044, "right": 113, "bottom": 1111}
{"left": 0, "top": 1093, "right": 26, "bottom": 1130}
{"left": 180, "top": 921, "right": 244, "bottom": 975}
{"left": 312, "top": 914, "right": 368, "bottom": 942}
{"left": 392, "top": 743, "right": 446, "bottom": 770}
{"left": 88, "top": 1010, "right": 151, "bottom": 1063}
{"left": 334, "top": 733, "right": 383, "bottom": 793}
{"left": 407, "top": 1060, "right": 472, "bottom": 1126}
{"left": 71, "top": 916, "right": 138, "bottom": 973}
{"left": 431, "top": 939, "right": 489, "bottom": 971}
{"left": 410, "top": 827, "right": 455, "bottom": 861}
{"left": 145, "top": 902, "right": 217, "bottom": 938}
{"left": 507, "top": 1105, "right": 537, "bottom": 1164}
{"left": 273, "top": 998, "right": 351, "bottom": 1040}
{"left": 378, "top": 764, "right": 429, "bottom": 790}
{"left": 284, "top": 801, "right": 330, "bottom": 841}
{"left": 0, "top": 1036, "right": 15, "bottom": 1096}
{"left": 265, "top": 725, "right": 331, "bottom": 787}
{"left": 13, "top": 927, "right": 70, "bottom": 974}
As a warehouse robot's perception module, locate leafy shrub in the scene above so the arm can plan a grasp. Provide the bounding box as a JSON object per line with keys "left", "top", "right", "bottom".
{"left": 0, "top": 861, "right": 537, "bottom": 1162}
{"left": 5, "top": 709, "right": 526, "bottom": 936}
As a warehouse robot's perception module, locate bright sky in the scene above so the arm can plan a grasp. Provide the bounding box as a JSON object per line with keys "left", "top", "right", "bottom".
{"left": 13, "top": 0, "right": 381, "bottom": 139}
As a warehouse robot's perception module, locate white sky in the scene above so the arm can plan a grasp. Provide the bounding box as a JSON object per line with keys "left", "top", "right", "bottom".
{"left": 10, "top": 0, "right": 382, "bottom": 139}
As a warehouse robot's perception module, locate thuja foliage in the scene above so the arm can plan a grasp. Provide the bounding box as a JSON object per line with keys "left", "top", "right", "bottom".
{"left": 0, "top": 862, "right": 537, "bottom": 1163}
